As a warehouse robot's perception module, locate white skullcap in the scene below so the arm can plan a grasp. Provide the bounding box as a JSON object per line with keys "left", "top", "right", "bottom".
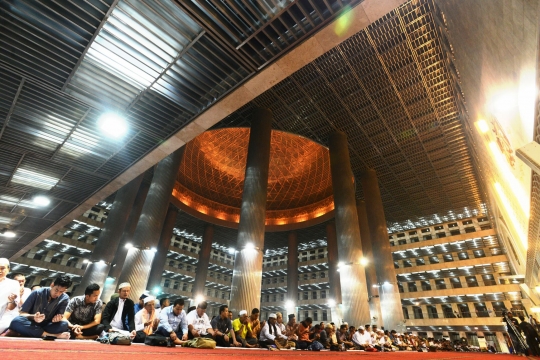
{"left": 358, "top": 326, "right": 365, "bottom": 330}
{"left": 268, "top": 313, "right": 277, "bottom": 319}
{"left": 239, "top": 310, "right": 248, "bottom": 316}
{"left": 118, "top": 282, "right": 131, "bottom": 290}
{"left": 144, "top": 296, "right": 155, "bottom": 304}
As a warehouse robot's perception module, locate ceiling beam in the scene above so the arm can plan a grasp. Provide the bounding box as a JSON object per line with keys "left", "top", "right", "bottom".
{"left": 0, "top": 77, "right": 25, "bottom": 141}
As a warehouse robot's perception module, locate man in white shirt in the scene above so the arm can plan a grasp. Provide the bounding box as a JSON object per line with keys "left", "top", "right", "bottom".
{"left": 13, "top": 274, "right": 31, "bottom": 309}
{"left": 0, "top": 258, "right": 20, "bottom": 334}
{"left": 352, "top": 326, "right": 375, "bottom": 350}
{"left": 100, "top": 282, "right": 136, "bottom": 338}
{"left": 185, "top": 301, "right": 214, "bottom": 339}
{"left": 133, "top": 296, "right": 159, "bottom": 342}
{"left": 259, "top": 313, "right": 288, "bottom": 350}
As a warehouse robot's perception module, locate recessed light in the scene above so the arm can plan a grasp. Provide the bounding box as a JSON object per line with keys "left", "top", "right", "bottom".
{"left": 1, "top": 231, "right": 16, "bottom": 238}
{"left": 33, "top": 195, "right": 51, "bottom": 207}
{"left": 97, "top": 113, "right": 128, "bottom": 138}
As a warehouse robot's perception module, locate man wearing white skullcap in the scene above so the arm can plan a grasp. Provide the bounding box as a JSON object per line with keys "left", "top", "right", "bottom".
{"left": 100, "top": 282, "right": 136, "bottom": 339}
{"left": 232, "top": 309, "right": 258, "bottom": 348}
{"left": 133, "top": 295, "right": 158, "bottom": 343}
{"left": 0, "top": 258, "right": 20, "bottom": 334}
{"left": 259, "top": 313, "right": 288, "bottom": 350}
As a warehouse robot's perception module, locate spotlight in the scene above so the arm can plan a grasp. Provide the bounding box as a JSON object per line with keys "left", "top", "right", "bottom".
{"left": 359, "top": 257, "right": 368, "bottom": 266}
{"left": 337, "top": 261, "right": 344, "bottom": 268}
{"left": 383, "top": 281, "right": 390, "bottom": 286}
{"left": 228, "top": 247, "right": 236, "bottom": 255}
{"left": 97, "top": 113, "right": 128, "bottom": 138}
{"left": 33, "top": 195, "right": 51, "bottom": 207}
{"left": 285, "top": 300, "right": 295, "bottom": 308}
{"left": 0, "top": 229, "right": 16, "bottom": 238}
{"left": 98, "top": 260, "right": 105, "bottom": 265}
{"left": 82, "top": 259, "right": 89, "bottom": 264}
{"left": 244, "top": 242, "right": 255, "bottom": 250}
{"left": 150, "top": 247, "right": 157, "bottom": 253}
{"left": 125, "top": 243, "right": 133, "bottom": 249}
{"left": 153, "top": 286, "right": 161, "bottom": 294}
{"left": 328, "top": 299, "right": 336, "bottom": 307}
{"left": 195, "top": 295, "right": 205, "bottom": 304}
{"left": 105, "top": 276, "right": 114, "bottom": 282}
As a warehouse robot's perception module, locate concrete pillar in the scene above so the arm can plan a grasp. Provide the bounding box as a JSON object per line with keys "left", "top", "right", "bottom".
{"left": 147, "top": 204, "right": 178, "bottom": 293}
{"left": 192, "top": 224, "right": 214, "bottom": 299}
{"left": 356, "top": 199, "right": 382, "bottom": 327}
{"left": 328, "top": 131, "right": 370, "bottom": 326}
{"left": 101, "top": 181, "right": 150, "bottom": 301}
{"left": 117, "top": 148, "right": 184, "bottom": 301}
{"left": 74, "top": 173, "right": 144, "bottom": 296}
{"left": 229, "top": 108, "right": 272, "bottom": 314}
{"left": 361, "top": 168, "right": 404, "bottom": 331}
{"left": 326, "top": 222, "right": 342, "bottom": 304}
{"left": 287, "top": 231, "right": 299, "bottom": 305}
{"left": 496, "top": 332, "right": 510, "bottom": 353}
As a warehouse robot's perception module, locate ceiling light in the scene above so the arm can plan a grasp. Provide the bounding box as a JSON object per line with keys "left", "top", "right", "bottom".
{"left": 228, "top": 247, "right": 236, "bottom": 255}
{"left": 150, "top": 247, "right": 157, "bottom": 253}
{"left": 12, "top": 168, "right": 59, "bottom": 190}
{"left": 125, "top": 243, "right": 133, "bottom": 249}
{"left": 33, "top": 195, "right": 51, "bottom": 207}
{"left": 97, "top": 113, "right": 128, "bottom": 138}
{"left": 328, "top": 299, "right": 336, "bottom": 307}
{"left": 0, "top": 230, "right": 16, "bottom": 238}
{"left": 82, "top": 259, "right": 89, "bottom": 264}
{"left": 244, "top": 242, "right": 255, "bottom": 251}
{"left": 285, "top": 300, "right": 295, "bottom": 308}
{"left": 360, "top": 257, "right": 368, "bottom": 266}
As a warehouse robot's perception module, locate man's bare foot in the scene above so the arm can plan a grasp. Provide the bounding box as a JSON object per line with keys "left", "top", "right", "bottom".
{"left": 4, "top": 330, "right": 20, "bottom": 337}
{"left": 56, "top": 332, "right": 70, "bottom": 339}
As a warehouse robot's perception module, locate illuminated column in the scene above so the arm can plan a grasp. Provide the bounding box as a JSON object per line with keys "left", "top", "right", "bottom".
{"left": 356, "top": 199, "right": 382, "bottom": 327}
{"left": 74, "top": 173, "right": 144, "bottom": 296}
{"left": 287, "top": 231, "right": 299, "bottom": 307}
{"left": 192, "top": 224, "right": 214, "bottom": 300}
{"left": 361, "top": 168, "right": 404, "bottom": 332}
{"left": 325, "top": 222, "right": 342, "bottom": 304}
{"left": 117, "top": 148, "right": 184, "bottom": 301}
{"left": 101, "top": 181, "right": 149, "bottom": 301}
{"left": 147, "top": 204, "right": 179, "bottom": 293}
{"left": 328, "top": 131, "right": 370, "bottom": 326}
{"left": 229, "top": 108, "right": 272, "bottom": 314}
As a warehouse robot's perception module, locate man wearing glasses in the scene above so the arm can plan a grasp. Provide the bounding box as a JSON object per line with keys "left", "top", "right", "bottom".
{"left": 7, "top": 275, "right": 72, "bottom": 339}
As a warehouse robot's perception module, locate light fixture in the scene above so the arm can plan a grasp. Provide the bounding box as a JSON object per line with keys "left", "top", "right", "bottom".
{"left": 82, "top": 259, "right": 89, "bottom": 264}
{"left": 97, "top": 113, "right": 128, "bottom": 138}
{"left": 244, "top": 242, "right": 255, "bottom": 251}
{"left": 33, "top": 195, "right": 51, "bottom": 207}
{"left": 337, "top": 261, "right": 344, "bottom": 268}
{"left": 228, "top": 247, "right": 236, "bottom": 255}
{"left": 535, "top": 286, "right": 540, "bottom": 293}
{"left": 150, "top": 247, "right": 157, "bottom": 253}
{"left": 475, "top": 119, "right": 490, "bottom": 134}
{"left": 105, "top": 276, "right": 115, "bottom": 282}
{"left": 285, "top": 300, "right": 295, "bottom": 308}
{"left": 153, "top": 286, "right": 161, "bottom": 294}
{"left": 125, "top": 243, "right": 133, "bottom": 249}
{"left": 383, "top": 281, "right": 390, "bottom": 285}
{"left": 328, "top": 299, "right": 336, "bottom": 307}
{"left": 0, "top": 230, "right": 16, "bottom": 238}
{"left": 359, "top": 257, "right": 368, "bottom": 266}
{"left": 195, "top": 294, "right": 205, "bottom": 304}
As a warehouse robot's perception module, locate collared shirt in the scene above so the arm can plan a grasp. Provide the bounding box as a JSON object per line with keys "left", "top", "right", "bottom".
{"left": 185, "top": 310, "right": 211, "bottom": 335}
{"left": 337, "top": 330, "right": 348, "bottom": 342}
{"left": 0, "top": 278, "right": 20, "bottom": 319}
{"left": 352, "top": 331, "right": 372, "bottom": 346}
{"left": 158, "top": 305, "right": 187, "bottom": 334}
{"left": 110, "top": 298, "right": 126, "bottom": 330}
{"left": 260, "top": 321, "right": 287, "bottom": 342}
{"left": 232, "top": 318, "right": 251, "bottom": 338}
{"left": 277, "top": 322, "right": 286, "bottom": 333}
{"left": 211, "top": 316, "right": 232, "bottom": 334}
{"left": 297, "top": 323, "right": 310, "bottom": 341}
{"left": 21, "top": 287, "right": 68, "bottom": 321}
{"left": 66, "top": 295, "right": 102, "bottom": 325}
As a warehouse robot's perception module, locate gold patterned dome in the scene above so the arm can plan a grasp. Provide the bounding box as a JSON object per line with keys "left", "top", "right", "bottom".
{"left": 172, "top": 128, "right": 335, "bottom": 231}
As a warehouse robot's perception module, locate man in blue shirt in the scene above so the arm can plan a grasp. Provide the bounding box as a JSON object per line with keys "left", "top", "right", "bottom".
{"left": 156, "top": 298, "right": 188, "bottom": 346}
{"left": 8, "top": 275, "right": 72, "bottom": 339}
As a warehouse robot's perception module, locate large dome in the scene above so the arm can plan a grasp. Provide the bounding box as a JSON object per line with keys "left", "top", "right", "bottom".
{"left": 172, "top": 128, "right": 335, "bottom": 231}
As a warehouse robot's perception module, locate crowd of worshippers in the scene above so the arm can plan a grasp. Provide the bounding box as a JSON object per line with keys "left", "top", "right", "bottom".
{"left": 1, "top": 258, "right": 539, "bottom": 352}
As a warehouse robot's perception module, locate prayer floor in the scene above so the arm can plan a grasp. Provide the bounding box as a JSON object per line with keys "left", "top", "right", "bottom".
{"left": 0, "top": 338, "right": 530, "bottom": 360}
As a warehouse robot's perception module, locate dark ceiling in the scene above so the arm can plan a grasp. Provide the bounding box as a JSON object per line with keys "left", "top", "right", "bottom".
{"left": 0, "top": 0, "right": 357, "bottom": 258}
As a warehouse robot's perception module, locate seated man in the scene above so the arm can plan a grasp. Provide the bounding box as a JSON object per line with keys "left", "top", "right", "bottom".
{"left": 285, "top": 313, "right": 298, "bottom": 340}
{"left": 211, "top": 305, "right": 240, "bottom": 347}
{"left": 134, "top": 293, "right": 148, "bottom": 314}
{"left": 159, "top": 297, "right": 170, "bottom": 309}
{"left": 185, "top": 301, "right": 214, "bottom": 339}
{"left": 100, "top": 282, "right": 136, "bottom": 338}
{"left": 276, "top": 312, "right": 286, "bottom": 334}
{"left": 248, "top": 308, "right": 263, "bottom": 339}
{"left": 156, "top": 298, "right": 188, "bottom": 346}
{"left": 8, "top": 275, "right": 72, "bottom": 339}
{"left": 30, "top": 285, "right": 41, "bottom": 292}
{"left": 0, "top": 258, "right": 21, "bottom": 334}
{"left": 259, "top": 313, "right": 288, "bottom": 350}
{"left": 13, "top": 274, "right": 31, "bottom": 309}
{"left": 352, "top": 326, "right": 375, "bottom": 350}
{"left": 337, "top": 324, "right": 354, "bottom": 349}
{"left": 232, "top": 310, "right": 258, "bottom": 348}
{"left": 296, "top": 317, "right": 313, "bottom": 350}
{"left": 134, "top": 296, "right": 159, "bottom": 343}
{"left": 63, "top": 283, "right": 104, "bottom": 339}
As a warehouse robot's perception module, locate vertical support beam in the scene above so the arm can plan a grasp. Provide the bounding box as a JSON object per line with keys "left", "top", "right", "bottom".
{"left": 192, "top": 224, "right": 214, "bottom": 299}
{"left": 361, "top": 168, "right": 404, "bottom": 332}
{"left": 147, "top": 204, "right": 179, "bottom": 293}
{"left": 328, "top": 131, "right": 370, "bottom": 326}
{"left": 117, "top": 148, "right": 184, "bottom": 301}
{"left": 287, "top": 231, "right": 298, "bottom": 305}
{"left": 74, "top": 173, "right": 144, "bottom": 296}
{"left": 101, "top": 181, "right": 150, "bottom": 301}
{"left": 325, "top": 222, "right": 342, "bottom": 304}
{"left": 230, "top": 108, "right": 272, "bottom": 314}
{"left": 356, "top": 199, "right": 382, "bottom": 327}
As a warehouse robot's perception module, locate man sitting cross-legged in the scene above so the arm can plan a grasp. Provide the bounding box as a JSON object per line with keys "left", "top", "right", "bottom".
{"left": 210, "top": 305, "right": 240, "bottom": 347}
{"left": 259, "top": 313, "right": 288, "bottom": 350}
{"left": 133, "top": 296, "right": 159, "bottom": 343}
{"left": 156, "top": 298, "right": 188, "bottom": 346}
{"left": 63, "top": 283, "right": 104, "bottom": 339}
{"left": 185, "top": 301, "right": 214, "bottom": 339}
{"left": 0, "top": 258, "right": 22, "bottom": 335}
{"left": 7, "top": 275, "right": 72, "bottom": 339}
{"left": 232, "top": 310, "right": 258, "bottom": 348}
{"left": 352, "top": 326, "right": 375, "bottom": 350}
{"left": 100, "top": 282, "right": 136, "bottom": 339}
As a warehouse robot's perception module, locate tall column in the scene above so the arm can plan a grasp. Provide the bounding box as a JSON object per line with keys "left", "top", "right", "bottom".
{"left": 229, "top": 108, "right": 272, "bottom": 314}
{"left": 101, "top": 181, "right": 150, "bottom": 301}
{"left": 147, "top": 204, "right": 179, "bottom": 293}
{"left": 192, "top": 224, "right": 213, "bottom": 299}
{"left": 117, "top": 148, "right": 184, "bottom": 301}
{"left": 356, "top": 199, "right": 382, "bottom": 327}
{"left": 328, "top": 131, "right": 370, "bottom": 326}
{"left": 287, "top": 231, "right": 299, "bottom": 306}
{"left": 74, "top": 173, "right": 144, "bottom": 296}
{"left": 325, "top": 222, "right": 342, "bottom": 304}
{"left": 361, "top": 169, "right": 404, "bottom": 331}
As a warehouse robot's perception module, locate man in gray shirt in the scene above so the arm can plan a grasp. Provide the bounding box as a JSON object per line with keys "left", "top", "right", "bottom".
{"left": 63, "top": 283, "right": 104, "bottom": 339}
{"left": 156, "top": 298, "right": 188, "bottom": 346}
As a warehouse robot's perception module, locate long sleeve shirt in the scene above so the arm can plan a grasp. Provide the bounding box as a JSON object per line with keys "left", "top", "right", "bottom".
{"left": 259, "top": 321, "right": 287, "bottom": 342}
{"left": 158, "top": 305, "right": 187, "bottom": 334}
{"left": 352, "top": 331, "right": 372, "bottom": 346}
